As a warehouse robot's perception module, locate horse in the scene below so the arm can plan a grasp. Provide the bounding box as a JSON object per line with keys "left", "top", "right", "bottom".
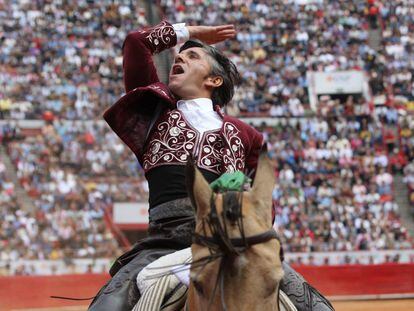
{"left": 185, "top": 153, "right": 287, "bottom": 311}
{"left": 133, "top": 153, "right": 295, "bottom": 311}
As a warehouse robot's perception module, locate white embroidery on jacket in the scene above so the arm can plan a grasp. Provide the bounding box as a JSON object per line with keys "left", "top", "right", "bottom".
{"left": 197, "top": 132, "right": 225, "bottom": 174}
{"left": 222, "top": 122, "right": 245, "bottom": 173}
{"left": 145, "top": 21, "right": 176, "bottom": 53}
{"left": 143, "top": 111, "right": 197, "bottom": 170}
{"left": 143, "top": 112, "right": 246, "bottom": 174}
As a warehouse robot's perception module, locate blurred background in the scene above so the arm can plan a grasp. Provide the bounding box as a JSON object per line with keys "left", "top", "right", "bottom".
{"left": 0, "top": 0, "right": 413, "bottom": 310}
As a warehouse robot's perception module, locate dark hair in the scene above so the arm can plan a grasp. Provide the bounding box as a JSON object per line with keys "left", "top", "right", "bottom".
{"left": 179, "top": 40, "right": 241, "bottom": 107}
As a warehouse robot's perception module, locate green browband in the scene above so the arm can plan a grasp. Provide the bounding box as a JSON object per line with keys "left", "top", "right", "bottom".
{"left": 210, "top": 171, "right": 251, "bottom": 192}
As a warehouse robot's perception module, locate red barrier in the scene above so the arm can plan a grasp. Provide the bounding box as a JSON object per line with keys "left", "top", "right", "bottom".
{"left": 0, "top": 273, "right": 109, "bottom": 310}
{"left": 1, "top": 264, "right": 414, "bottom": 309}
{"left": 294, "top": 263, "right": 414, "bottom": 298}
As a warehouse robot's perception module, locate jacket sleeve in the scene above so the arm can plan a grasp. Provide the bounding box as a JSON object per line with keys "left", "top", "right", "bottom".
{"left": 123, "top": 21, "right": 177, "bottom": 93}
{"left": 245, "top": 128, "right": 265, "bottom": 177}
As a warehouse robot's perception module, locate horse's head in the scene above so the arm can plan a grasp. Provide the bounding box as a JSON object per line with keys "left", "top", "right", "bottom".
{"left": 186, "top": 153, "right": 283, "bottom": 311}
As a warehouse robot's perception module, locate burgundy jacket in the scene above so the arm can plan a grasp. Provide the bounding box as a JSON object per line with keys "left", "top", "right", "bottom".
{"left": 103, "top": 21, "right": 263, "bottom": 175}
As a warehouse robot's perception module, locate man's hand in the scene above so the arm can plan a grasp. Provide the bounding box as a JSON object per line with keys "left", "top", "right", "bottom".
{"left": 187, "top": 25, "right": 236, "bottom": 45}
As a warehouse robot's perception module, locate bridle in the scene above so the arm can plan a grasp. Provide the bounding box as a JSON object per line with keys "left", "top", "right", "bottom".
{"left": 189, "top": 191, "right": 283, "bottom": 311}
{"left": 194, "top": 191, "right": 283, "bottom": 260}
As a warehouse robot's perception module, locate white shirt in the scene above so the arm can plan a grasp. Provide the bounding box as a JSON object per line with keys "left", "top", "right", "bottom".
{"left": 173, "top": 23, "right": 190, "bottom": 44}
{"left": 177, "top": 98, "right": 222, "bottom": 135}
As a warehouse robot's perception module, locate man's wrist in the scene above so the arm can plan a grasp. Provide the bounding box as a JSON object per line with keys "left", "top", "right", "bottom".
{"left": 173, "top": 23, "right": 190, "bottom": 44}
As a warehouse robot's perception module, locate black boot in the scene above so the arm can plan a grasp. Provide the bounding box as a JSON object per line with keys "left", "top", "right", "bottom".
{"left": 280, "top": 263, "right": 335, "bottom": 311}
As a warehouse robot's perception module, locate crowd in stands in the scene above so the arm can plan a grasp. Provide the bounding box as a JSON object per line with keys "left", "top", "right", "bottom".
{"left": 267, "top": 116, "right": 412, "bottom": 253}
{"left": 1, "top": 0, "right": 414, "bottom": 274}
{"left": 2, "top": 0, "right": 414, "bottom": 118}
{"left": 401, "top": 114, "right": 414, "bottom": 208}
{"left": 160, "top": 0, "right": 414, "bottom": 116}
{"left": 6, "top": 121, "right": 147, "bottom": 202}
{"left": 1, "top": 113, "right": 412, "bottom": 274}
{"left": 0, "top": 0, "right": 147, "bottom": 120}
{"left": 0, "top": 0, "right": 148, "bottom": 274}
{"left": 159, "top": 0, "right": 414, "bottom": 250}
{"left": 0, "top": 121, "right": 141, "bottom": 274}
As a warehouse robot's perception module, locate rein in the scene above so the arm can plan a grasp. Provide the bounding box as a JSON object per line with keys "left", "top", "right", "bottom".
{"left": 194, "top": 229, "right": 280, "bottom": 249}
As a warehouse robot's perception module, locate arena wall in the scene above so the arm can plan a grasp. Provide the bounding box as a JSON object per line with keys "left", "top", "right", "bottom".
{"left": 294, "top": 263, "right": 414, "bottom": 300}
{"left": 1, "top": 264, "right": 413, "bottom": 309}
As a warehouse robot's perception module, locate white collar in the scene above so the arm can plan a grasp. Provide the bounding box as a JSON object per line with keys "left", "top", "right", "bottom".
{"left": 177, "top": 98, "right": 214, "bottom": 112}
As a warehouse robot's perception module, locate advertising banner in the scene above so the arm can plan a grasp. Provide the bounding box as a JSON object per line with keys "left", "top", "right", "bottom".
{"left": 113, "top": 202, "right": 149, "bottom": 229}
{"left": 310, "top": 71, "right": 365, "bottom": 94}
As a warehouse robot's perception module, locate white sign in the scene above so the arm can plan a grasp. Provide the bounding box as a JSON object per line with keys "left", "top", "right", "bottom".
{"left": 295, "top": 0, "right": 323, "bottom": 5}
{"left": 113, "top": 202, "right": 149, "bottom": 225}
{"left": 310, "top": 70, "right": 365, "bottom": 95}
{"left": 307, "top": 70, "right": 371, "bottom": 110}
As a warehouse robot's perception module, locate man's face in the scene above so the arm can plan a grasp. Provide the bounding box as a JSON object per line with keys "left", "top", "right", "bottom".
{"left": 168, "top": 47, "right": 212, "bottom": 99}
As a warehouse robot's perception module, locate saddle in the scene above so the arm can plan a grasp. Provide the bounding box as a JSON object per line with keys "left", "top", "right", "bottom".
{"left": 132, "top": 248, "right": 297, "bottom": 311}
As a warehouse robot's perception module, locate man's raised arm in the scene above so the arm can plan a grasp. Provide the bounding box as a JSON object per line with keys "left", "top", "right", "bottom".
{"left": 123, "top": 21, "right": 181, "bottom": 92}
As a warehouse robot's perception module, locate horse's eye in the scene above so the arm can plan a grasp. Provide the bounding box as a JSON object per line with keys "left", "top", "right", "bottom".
{"left": 192, "top": 279, "right": 204, "bottom": 295}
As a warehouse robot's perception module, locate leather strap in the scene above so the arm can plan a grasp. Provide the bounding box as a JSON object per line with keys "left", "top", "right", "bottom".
{"left": 193, "top": 229, "right": 279, "bottom": 248}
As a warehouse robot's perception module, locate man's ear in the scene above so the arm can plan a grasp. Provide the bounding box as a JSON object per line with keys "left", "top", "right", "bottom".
{"left": 205, "top": 76, "right": 223, "bottom": 89}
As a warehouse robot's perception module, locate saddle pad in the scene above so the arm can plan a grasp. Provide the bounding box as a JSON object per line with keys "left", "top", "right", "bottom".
{"left": 136, "top": 247, "right": 192, "bottom": 295}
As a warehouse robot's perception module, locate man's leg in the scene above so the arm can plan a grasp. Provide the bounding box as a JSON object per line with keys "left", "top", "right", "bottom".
{"left": 89, "top": 198, "right": 195, "bottom": 311}
{"left": 281, "top": 263, "right": 335, "bottom": 311}
{"left": 88, "top": 247, "right": 175, "bottom": 311}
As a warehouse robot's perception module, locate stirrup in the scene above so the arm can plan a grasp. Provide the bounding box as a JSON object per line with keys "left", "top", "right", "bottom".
{"left": 279, "top": 289, "right": 298, "bottom": 311}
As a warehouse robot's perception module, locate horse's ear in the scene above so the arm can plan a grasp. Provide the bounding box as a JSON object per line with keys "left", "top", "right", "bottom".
{"left": 251, "top": 148, "right": 275, "bottom": 219}
{"left": 186, "top": 157, "right": 212, "bottom": 218}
